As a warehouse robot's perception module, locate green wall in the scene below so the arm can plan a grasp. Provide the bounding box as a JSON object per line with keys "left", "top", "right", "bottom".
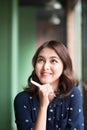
{"left": 0, "top": 0, "right": 12, "bottom": 129}
{"left": 0, "top": 0, "right": 38, "bottom": 129}
{"left": 18, "top": 6, "right": 37, "bottom": 91}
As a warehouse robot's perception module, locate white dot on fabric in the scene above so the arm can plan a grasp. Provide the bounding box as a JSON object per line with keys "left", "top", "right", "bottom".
{"left": 82, "top": 123, "right": 84, "bottom": 126}
{"left": 71, "top": 94, "right": 75, "bottom": 98}
{"left": 68, "top": 118, "right": 72, "bottom": 121}
{"left": 79, "top": 109, "right": 81, "bottom": 112}
{"left": 33, "top": 107, "right": 36, "bottom": 110}
{"left": 24, "top": 105, "right": 27, "bottom": 109}
{"left": 60, "top": 102, "right": 63, "bottom": 105}
{"left": 50, "top": 109, "right": 53, "bottom": 112}
{"left": 48, "top": 118, "right": 51, "bottom": 121}
{"left": 74, "top": 128, "right": 77, "bottom": 130}
{"left": 61, "top": 114, "right": 63, "bottom": 117}
{"left": 29, "top": 96, "right": 32, "bottom": 99}
{"left": 70, "top": 107, "right": 73, "bottom": 110}
{"left": 25, "top": 119, "right": 29, "bottom": 123}
{"left": 56, "top": 125, "right": 58, "bottom": 128}
{"left": 67, "top": 107, "right": 69, "bottom": 110}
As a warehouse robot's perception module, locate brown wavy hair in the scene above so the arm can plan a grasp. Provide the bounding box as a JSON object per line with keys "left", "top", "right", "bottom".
{"left": 24, "top": 40, "right": 78, "bottom": 98}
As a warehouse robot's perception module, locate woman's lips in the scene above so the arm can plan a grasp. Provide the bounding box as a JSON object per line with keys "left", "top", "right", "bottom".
{"left": 41, "top": 72, "right": 52, "bottom": 76}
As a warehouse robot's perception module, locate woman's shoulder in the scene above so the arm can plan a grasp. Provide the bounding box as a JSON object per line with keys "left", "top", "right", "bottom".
{"left": 70, "top": 85, "right": 82, "bottom": 97}
{"left": 64, "top": 85, "right": 82, "bottom": 101}
{"left": 14, "top": 91, "right": 35, "bottom": 104}
{"left": 14, "top": 91, "right": 29, "bottom": 100}
{"left": 63, "top": 86, "right": 83, "bottom": 108}
{"left": 14, "top": 91, "right": 38, "bottom": 105}
{"left": 68, "top": 86, "right": 82, "bottom": 102}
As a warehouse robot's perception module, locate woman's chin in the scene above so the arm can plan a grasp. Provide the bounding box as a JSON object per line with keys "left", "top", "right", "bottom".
{"left": 40, "top": 80, "right": 51, "bottom": 84}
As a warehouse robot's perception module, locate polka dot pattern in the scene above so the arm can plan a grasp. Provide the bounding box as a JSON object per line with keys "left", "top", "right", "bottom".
{"left": 14, "top": 87, "right": 84, "bottom": 130}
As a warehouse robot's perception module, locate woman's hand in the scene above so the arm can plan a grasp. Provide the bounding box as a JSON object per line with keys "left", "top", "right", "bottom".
{"left": 38, "top": 84, "right": 54, "bottom": 107}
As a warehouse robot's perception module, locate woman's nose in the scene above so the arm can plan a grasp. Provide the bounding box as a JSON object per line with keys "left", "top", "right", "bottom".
{"left": 43, "top": 61, "right": 50, "bottom": 70}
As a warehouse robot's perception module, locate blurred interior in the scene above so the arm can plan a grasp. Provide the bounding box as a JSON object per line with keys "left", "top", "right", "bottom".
{"left": 0, "top": 0, "right": 87, "bottom": 129}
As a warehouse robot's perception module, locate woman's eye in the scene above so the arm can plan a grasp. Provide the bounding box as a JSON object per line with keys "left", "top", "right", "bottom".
{"left": 51, "top": 59, "right": 58, "bottom": 63}
{"left": 37, "top": 58, "right": 44, "bottom": 63}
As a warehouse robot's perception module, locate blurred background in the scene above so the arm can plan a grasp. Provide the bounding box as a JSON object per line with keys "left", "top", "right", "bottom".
{"left": 0, "top": 0, "right": 87, "bottom": 129}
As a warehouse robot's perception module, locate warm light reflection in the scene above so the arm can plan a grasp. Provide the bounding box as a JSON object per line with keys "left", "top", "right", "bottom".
{"left": 50, "top": 14, "right": 61, "bottom": 25}
{"left": 45, "top": 0, "right": 62, "bottom": 10}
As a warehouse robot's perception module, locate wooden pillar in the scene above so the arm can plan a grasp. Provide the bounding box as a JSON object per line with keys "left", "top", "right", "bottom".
{"left": 82, "top": 0, "right": 87, "bottom": 129}
{"left": 66, "top": 0, "right": 82, "bottom": 83}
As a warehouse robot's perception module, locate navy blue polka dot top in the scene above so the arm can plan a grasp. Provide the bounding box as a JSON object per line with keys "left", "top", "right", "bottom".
{"left": 14, "top": 86, "right": 84, "bottom": 130}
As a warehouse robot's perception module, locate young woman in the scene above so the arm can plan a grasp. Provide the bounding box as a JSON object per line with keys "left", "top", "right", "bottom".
{"left": 14, "top": 40, "right": 84, "bottom": 130}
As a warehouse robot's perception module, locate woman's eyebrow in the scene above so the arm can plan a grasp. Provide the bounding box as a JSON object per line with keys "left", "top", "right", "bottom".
{"left": 50, "top": 56, "right": 60, "bottom": 60}
{"left": 37, "top": 55, "right": 59, "bottom": 59}
{"left": 37, "top": 55, "right": 44, "bottom": 58}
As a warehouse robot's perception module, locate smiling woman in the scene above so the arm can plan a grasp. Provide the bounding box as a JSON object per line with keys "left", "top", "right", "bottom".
{"left": 14, "top": 40, "right": 84, "bottom": 130}
{"left": 35, "top": 47, "right": 63, "bottom": 88}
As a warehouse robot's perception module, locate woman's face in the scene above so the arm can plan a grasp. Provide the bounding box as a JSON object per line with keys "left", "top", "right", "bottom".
{"left": 35, "top": 47, "right": 63, "bottom": 89}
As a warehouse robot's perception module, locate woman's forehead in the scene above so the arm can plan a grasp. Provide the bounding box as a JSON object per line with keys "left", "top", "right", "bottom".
{"left": 38, "top": 47, "right": 57, "bottom": 55}
{"left": 37, "top": 47, "right": 62, "bottom": 60}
